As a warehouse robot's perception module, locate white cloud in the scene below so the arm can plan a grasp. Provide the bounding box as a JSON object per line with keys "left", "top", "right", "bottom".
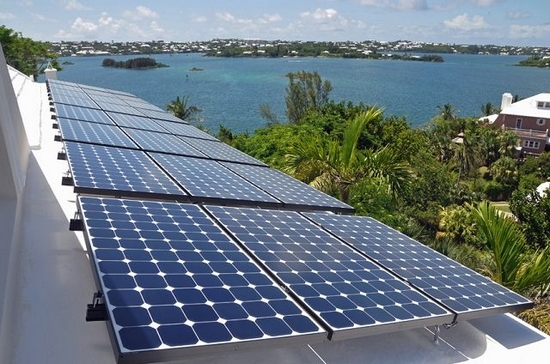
{"left": 215, "top": 12, "right": 253, "bottom": 25}
{"left": 150, "top": 21, "right": 164, "bottom": 33}
{"left": 470, "top": 0, "right": 504, "bottom": 6}
{"left": 192, "top": 15, "right": 207, "bottom": 23}
{"left": 71, "top": 17, "right": 98, "bottom": 33}
{"left": 300, "top": 8, "right": 339, "bottom": 22}
{"left": 507, "top": 11, "right": 530, "bottom": 20}
{"left": 259, "top": 13, "right": 282, "bottom": 24}
{"left": 509, "top": 24, "right": 550, "bottom": 40}
{"left": 0, "top": 13, "right": 16, "bottom": 20}
{"left": 392, "top": 0, "right": 428, "bottom": 11}
{"left": 359, "top": 0, "right": 428, "bottom": 10}
{"left": 31, "top": 13, "right": 56, "bottom": 22}
{"left": 64, "top": 0, "right": 92, "bottom": 11}
{"left": 443, "top": 13, "right": 490, "bottom": 31}
{"left": 99, "top": 13, "right": 112, "bottom": 26}
{"left": 123, "top": 6, "right": 159, "bottom": 20}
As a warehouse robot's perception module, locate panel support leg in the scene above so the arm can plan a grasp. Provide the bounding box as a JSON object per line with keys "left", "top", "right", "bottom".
{"left": 433, "top": 325, "right": 440, "bottom": 345}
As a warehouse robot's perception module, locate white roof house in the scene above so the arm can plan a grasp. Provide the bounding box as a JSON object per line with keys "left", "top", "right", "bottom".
{"left": 489, "top": 93, "right": 550, "bottom": 155}
{"left": 1, "top": 46, "right": 550, "bottom": 364}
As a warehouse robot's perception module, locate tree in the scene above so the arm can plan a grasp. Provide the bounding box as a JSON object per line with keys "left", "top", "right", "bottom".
{"left": 0, "top": 25, "right": 60, "bottom": 77}
{"left": 470, "top": 201, "right": 550, "bottom": 294}
{"left": 480, "top": 102, "right": 499, "bottom": 116}
{"left": 166, "top": 96, "right": 202, "bottom": 122}
{"left": 286, "top": 107, "right": 411, "bottom": 203}
{"left": 509, "top": 189, "right": 550, "bottom": 250}
{"left": 285, "top": 71, "right": 332, "bottom": 123}
{"left": 436, "top": 103, "right": 458, "bottom": 121}
{"left": 450, "top": 130, "right": 483, "bottom": 186}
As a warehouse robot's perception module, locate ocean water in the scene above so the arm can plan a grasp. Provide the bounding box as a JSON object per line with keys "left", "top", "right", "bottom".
{"left": 52, "top": 52, "right": 550, "bottom": 134}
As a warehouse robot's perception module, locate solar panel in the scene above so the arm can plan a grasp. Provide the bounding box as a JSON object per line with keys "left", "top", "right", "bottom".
{"left": 206, "top": 206, "right": 453, "bottom": 340}
{"left": 106, "top": 112, "right": 168, "bottom": 133}
{"left": 57, "top": 118, "right": 138, "bottom": 148}
{"left": 180, "top": 137, "right": 266, "bottom": 166}
{"left": 79, "top": 84, "right": 136, "bottom": 97}
{"left": 53, "top": 96, "right": 99, "bottom": 109}
{"left": 124, "top": 99, "right": 165, "bottom": 112}
{"left": 123, "top": 128, "right": 207, "bottom": 158}
{"left": 64, "top": 142, "right": 187, "bottom": 199}
{"left": 221, "top": 162, "right": 354, "bottom": 213}
{"left": 155, "top": 120, "right": 218, "bottom": 141}
{"left": 78, "top": 196, "right": 326, "bottom": 363}
{"left": 92, "top": 101, "right": 146, "bottom": 116}
{"left": 53, "top": 104, "right": 115, "bottom": 125}
{"left": 303, "top": 213, "right": 534, "bottom": 320}
{"left": 150, "top": 153, "right": 280, "bottom": 207}
{"left": 87, "top": 93, "right": 132, "bottom": 106}
{"left": 137, "top": 108, "right": 186, "bottom": 123}
{"left": 49, "top": 87, "right": 88, "bottom": 100}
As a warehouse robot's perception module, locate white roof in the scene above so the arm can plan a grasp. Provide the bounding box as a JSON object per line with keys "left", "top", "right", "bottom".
{"left": 1, "top": 56, "right": 550, "bottom": 364}
{"left": 501, "top": 93, "right": 550, "bottom": 119}
{"left": 537, "top": 182, "right": 550, "bottom": 197}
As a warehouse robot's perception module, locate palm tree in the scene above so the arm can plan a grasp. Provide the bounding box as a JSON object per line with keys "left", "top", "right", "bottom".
{"left": 436, "top": 103, "right": 458, "bottom": 121}
{"left": 285, "top": 107, "right": 411, "bottom": 203}
{"left": 469, "top": 201, "right": 550, "bottom": 294}
{"left": 166, "top": 96, "right": 202, "bottom": 122}
{"left": 450, "top": 132, "right": 481, "bottom": 186}
{"left": 480, "top": 102, "right": 499, "bottom": 116}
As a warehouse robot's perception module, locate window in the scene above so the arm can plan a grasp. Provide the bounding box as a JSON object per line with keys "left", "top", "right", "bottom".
{"left": 537, "top": 118, "right": 546, "bottom": 126}
{"left": 538, "top": 101, "right": 545, "bottom": 108}
{"left": 523, "top": 140, "right": 540, "bottom": 149}
{"left": 516, "top": 118, "right": 523, "bottom": 129}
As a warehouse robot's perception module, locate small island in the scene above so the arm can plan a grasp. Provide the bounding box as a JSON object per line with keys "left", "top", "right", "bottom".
{"left": 517, "top": 56, "right": 550, "bottom": 68}
{"left": 101, "top": 57, "right": 168, "bottom": 69}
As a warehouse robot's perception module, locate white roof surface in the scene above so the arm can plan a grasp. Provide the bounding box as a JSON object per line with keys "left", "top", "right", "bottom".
{"left": 1, "top": 55, "right": 550, "bottom": 364}
{"left": 501, "top": 93, "right": 550, "bottom": 119}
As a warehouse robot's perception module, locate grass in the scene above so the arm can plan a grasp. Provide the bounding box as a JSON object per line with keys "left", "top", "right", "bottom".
{"left": 490, "top": 201, "right": 512, "bottom": 214}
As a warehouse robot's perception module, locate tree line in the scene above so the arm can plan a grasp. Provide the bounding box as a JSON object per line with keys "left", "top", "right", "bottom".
{"left": 101, "top": 57, "right": 168, "bottom": 69}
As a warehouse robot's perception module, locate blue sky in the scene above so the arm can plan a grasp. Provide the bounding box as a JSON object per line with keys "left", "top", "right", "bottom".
{"left": 1, "top": 0, "right": 549, "bottom": 46}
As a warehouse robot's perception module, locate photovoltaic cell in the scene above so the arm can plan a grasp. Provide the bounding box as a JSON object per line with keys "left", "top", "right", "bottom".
{"left": 87, "top": 94, "right": 132, "bottom": 106}
{"left": 64, "top": 142, "right": 187, "bottom": 199}
{"left": 221, "top": 162, "right": 354, "bottom": 213}
{"left": 123, "top": 128, "right": 207, "bottom": 158}
{"left": 107, "top": 112, "right": 168, "bottom": 133}
{"left": 155, "top": 120, "right": 218, "bottom": 141}
{"left": 53, "top": 96, "right": 99, "bottom": 109}
{"left": 206, "top": 206, "right": 453, "bottom": 340}
{"left": 150, "top": 153, "right": 280, "bottom": 206}
{"left": 53, "top": 104, "right": 115, "bottom": 125}
{"left": 57, "top": 118, "right": 138, "bottom": 148}
{"left": 124, "top": 99, "right": 165, "bottom": 112}
{"left": 180, "top": 137, "right": 266, "bottom": 166}
{"left": 78, "top": 196, "right": 325, "bottom": 363}
{"left": 303, "top": 213, "right": 534, "bottom": 320}
{"left": 49, "top": 87, "right": 88, "bottom": 100}
{"left": 93, "top": 101, "right": 146, "bottom": 116}
{"left": 137, "top": 108, "right": 186, "bottom": 123}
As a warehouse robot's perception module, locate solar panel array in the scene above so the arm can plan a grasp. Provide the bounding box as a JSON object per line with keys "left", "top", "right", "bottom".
{"left": 303, "top": 213, "right": 533, "bottom": 320}
{"left": 79, "top": 197, "right": 325, "bottom": 362}
{"left": 47, "top": 79, "right": 533, "bottom": 364}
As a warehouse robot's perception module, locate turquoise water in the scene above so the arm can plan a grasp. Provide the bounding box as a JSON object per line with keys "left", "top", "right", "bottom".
{"left": 52, "top": 53, "right": 550, "bottom": 133}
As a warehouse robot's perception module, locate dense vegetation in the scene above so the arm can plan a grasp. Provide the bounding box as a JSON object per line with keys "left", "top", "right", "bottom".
{"left": 101, "top": 57, "right": 168, "bottom": 69}
{"left": 211, "top": 71, "right": 550, "bottom": 333}
{"left": 204, "top": 41, "right": 444, "bottom": 61}
{"left": 0, "top": 25, "right": 60, "bottom": 77}
{"left": 517, "top": 56, "right": 550, "bottom": 68}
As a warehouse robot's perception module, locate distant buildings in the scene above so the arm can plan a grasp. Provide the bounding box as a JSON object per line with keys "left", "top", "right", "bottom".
{"left": 490, "top": 93, "right": 550, "bottom": 156}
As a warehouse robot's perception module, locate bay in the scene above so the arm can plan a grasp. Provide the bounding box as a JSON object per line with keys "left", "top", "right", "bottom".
{"left": 52, "top": 52, "right": 550, "bottom": 134}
